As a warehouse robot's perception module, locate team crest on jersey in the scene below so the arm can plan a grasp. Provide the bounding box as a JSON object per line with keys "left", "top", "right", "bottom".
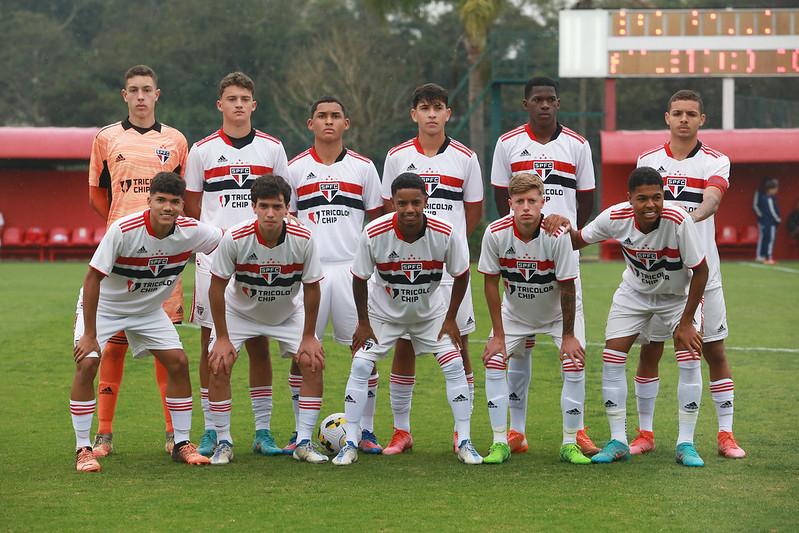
{"left": 517, "top": 260, "right": 538, "bottom": 281}
{"left": 635, "top": 251, "right": 658, "bottom": 270}
{"left": 148, "top": 257, "right": 169, "bottom": 275}
{"left": 120, "top": 179, "right": 133, "bottom": 193}
{"left": 401, "top": 262, "right": 423, "bottom": 282}
{"left": 260, "top": 265, "right": 281, "bottom": 284}
{"left": 127, "top": 280, "right": 141, "bottom": 292}
{"left": 665, "top": 177, "right": 686, "bottom": 197}
{"left": 320, "top": 182, "right": 340, "bottom": 202}
{"left": 533, "top": 161, "right": 554, "bottom": 180}
{"left": 421, "top": 175, "right": 440, "bottom": 195}
{"left": 155, "top": 148, "right": 170, "bottom": 164}
{"left": 230, "top": 166, "right": 251, "bottom": 186}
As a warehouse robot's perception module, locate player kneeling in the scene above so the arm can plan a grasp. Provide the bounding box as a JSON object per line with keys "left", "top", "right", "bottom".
{"left": 478, "top": 173, "right": 590, "bottom": 465}
{"left": 332, "top": 173, "right": 481, "bottom": 466}
{"left": 206, "top": 175, "right": 327, "bottom": 465}
{"left": 70, "top": 172, "right": 223, "bottom": 472}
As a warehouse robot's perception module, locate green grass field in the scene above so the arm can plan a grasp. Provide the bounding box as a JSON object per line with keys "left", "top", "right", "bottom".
{"left": 1, "top": 260, "right": 798, "bottom": 531}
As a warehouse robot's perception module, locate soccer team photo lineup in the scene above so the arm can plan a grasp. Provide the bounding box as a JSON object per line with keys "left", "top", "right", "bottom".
{"left": 61, "top": 62, "right": 752, "bottom": 473}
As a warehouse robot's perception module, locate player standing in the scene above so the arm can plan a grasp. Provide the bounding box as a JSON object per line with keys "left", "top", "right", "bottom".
{"left": 183, "top": 72, "right": 290, "bottom": 457}
{"left": 71, "top": 173, "right": 222, "bottom": 472}
{"left": 287, "top": 96, "right": 384, "bottom": 453}
{"left": 88, "top": 65, "right": 188, "bottom": 457}
{"left": 490, "top": 76, "right": 598, "bottom": 456}
{"left": 332, "top": 173, "right": 482, "bottom": 466}
{"left": 380, "top": 83, "right": 483, "bottom": 455}
{"left": 206, "top": 175, "right": 327, "bottom": 465}
{"left": 630, "top": 90, "right": 745, "bottom": 459}
{"left": 566, "top": 167, "right": 709, "bottom": 466}
{"left": 478, "top": 173, "right": 590, "bottom": 465}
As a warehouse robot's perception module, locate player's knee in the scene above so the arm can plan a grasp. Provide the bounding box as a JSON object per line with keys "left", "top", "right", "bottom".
{"left": 350, "top": 356, "right": 373, "bottom": 382}
{"left": 76, "top": 357, "right": 100, "bottom": 378}
{"left": 562, "top": 368, "right": 585, "bottom": 383}
{"left": 485, "top": 366, "right": 505, "bottom": 382}
{"left": 439, "top": 354, "right": 465, "bottom": 379}
{"left": 159, "top": 351, "right": 189, "bottom": 374}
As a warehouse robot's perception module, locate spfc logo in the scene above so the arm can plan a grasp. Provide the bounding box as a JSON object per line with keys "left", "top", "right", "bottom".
{"left": 320, "top": 181, "right": 339, "bottom": 202}
{"left": 517, "top": 260, "right": 538, "bottom": 281}
{"left": 401, "top": 262, "right": 423, "bottom": 282}
{"left": 665, "top": 177, "right": 686, "bottom": 197}
{"left": 260, "top": 265, "right": 281, "bottom": 284}
{"left": 230, "top": 166, "right": 251, "bottom": 185}
{"left": 148, "top": 257, "right": 169, "bottom": 275}
{"left": 120, "top": 179, "right": 133, "bottom": 193}
{"left": 533, "top": 161, "right": 554, "bottom": 180}
{"left": 421, "top": 175, "right": 440, "bottom": 195}
{"left": 155, "top": 148, "right": 170, "bottom": 164}
{"left": 127, "top": 280, "right": 141, "bottom": 292}
{"left": 635, "top": 251, "right": 658, "bottom": 269}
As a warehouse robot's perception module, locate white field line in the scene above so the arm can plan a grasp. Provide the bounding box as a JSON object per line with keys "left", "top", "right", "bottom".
{"left": 741, "top": 261, "right": 799, "bottom": 274}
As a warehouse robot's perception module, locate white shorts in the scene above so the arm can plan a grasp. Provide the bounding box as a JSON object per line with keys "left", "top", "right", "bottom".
{"left": 208, "top": 308, "right": 305, "bottom": 358}
{"left": 439, "top": 281, "right": 477, "bottom": 335}
{"left": 605, "top": 284, "right": 701, "bottom": 341}
{"left": 490, "top": 310, "right": 586, "bottom": 358}
{"left": 316, "top": 262, "right": 357, "bottom": 345}
{"left": 642, "top": 285, "right": 727, "bottom": 343}
{"left": 191, "top": 252, "right": 215, "bottom": 329}
{"left": 354, "top": 316, "right": 459, "bottom": 362}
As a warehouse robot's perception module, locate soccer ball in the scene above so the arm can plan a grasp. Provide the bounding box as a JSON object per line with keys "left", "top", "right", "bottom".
{"left": 318, "top": 412, "right": 347, "bottom": 454}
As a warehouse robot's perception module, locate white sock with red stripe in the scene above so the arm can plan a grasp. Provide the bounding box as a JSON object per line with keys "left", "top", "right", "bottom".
{"left": 602, "top": 348, "right": 628, "bottom": 444}
{"left": 676, "top": 350, "right": 702, "bottom": 444}
{"left": 209, "top": 399, "right": 232, "bottom": 443}
{"left": 561, "top": 358, "right": 585, "bottom": 445}
{"left": 709, "top": 378, "right": 734, "bottom": 432}
{"left": 250, "top": 386, "right": 273, "bottom": 431}
{"left": 634, "top": 376, "right": 660, "bottom": 432}
{"left": 166, "top": 396, "right": 193, "bottom": 444}
{"left": 288, "top": 374, "right": 302, "bottom": 431}
{"left": 389, "top": 373, "right": 415, "bottom": 432}
{"left": 484, "top": 354, "right": 509, "bottom": 443}
{"left": 438, "top": 350, "right": 471, "bottom": 442}
{"left": 344, "top": 357, "right": 372, "bottom": 443}
{"left": 361, "top": 373, "right": 379, "bottom": 433}
{"left": 297, "top": 396, "right": 322, "bottom": 442}
{"left": 200, "top": 388, "right": 213, "bottom": 431}
{"left": 70, "top": 399, "right": 96, "bottom": 450}
{"left": 508, "top": 341, "right": 533, "bottom": 433}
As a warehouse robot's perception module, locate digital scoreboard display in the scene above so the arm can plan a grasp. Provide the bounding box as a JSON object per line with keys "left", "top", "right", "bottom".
{"left": 609, "top": 48, "right": 799, "bottom": 77}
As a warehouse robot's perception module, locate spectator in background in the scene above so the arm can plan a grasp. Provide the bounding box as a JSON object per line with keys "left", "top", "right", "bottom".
{"left": 753, "top": 177, "right": 781, "bottom": 264}
{"left": 788, "top": 199, "right": 799, "bottom": 249}
{"left": 0, "top": 211, "right": 4, "bottom": 247}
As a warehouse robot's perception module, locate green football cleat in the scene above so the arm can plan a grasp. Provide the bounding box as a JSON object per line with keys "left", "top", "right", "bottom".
{"left": 675, "top": 442, "right": 705, "bottom": 467}
{"left": 252, "top": 429, "right": 283, "bottom": 456}
{"left": 483, "top": 442, "right": 511, "bottom": 464}
{"left": 198, "top": 429, "right": 217, "bottom": 457}
{"left": 560, "top": 443, "right": 592, "bottom": 465}
{"left": 591, "top": 439, "right": 631, "bottom": 464}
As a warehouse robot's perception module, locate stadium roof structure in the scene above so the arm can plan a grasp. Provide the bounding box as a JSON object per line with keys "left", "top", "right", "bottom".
{"left": 601, "top": 129, "right": 799, "bottom": 164}
{"left": 0, "top": 127, "right": 99, "bottom": 160}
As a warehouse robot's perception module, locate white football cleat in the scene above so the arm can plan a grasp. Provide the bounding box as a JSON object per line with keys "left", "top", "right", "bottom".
{"left": 332, "top": 442, "right": 359, "bottom": 466}
{"left": 210, "top": 441, "right": 234, "bottom": 465}
{"left": 457, "top": 439, "right": 483, "bottom": 465}
{"left": 293, "top": 440, "right": 329, "bottom": 464}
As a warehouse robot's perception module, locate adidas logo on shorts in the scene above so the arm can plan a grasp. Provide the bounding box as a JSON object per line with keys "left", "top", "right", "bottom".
{"left": 520, "top": 149, "right": 531, "bottom": 157}
{"left": 683, "top": 401, "right": 699, "bottom": 411}
{"left": 453, "top": 394, "right": 468, "bottom": 403}
{"left": 217, "top": 155, "right": 228, "bottom": 163}
{"left": 718, "top": 324, "right": 726, "bottom": 332}
{"left": 466, "top": 317, "right": 474, "bottom": 325}
{"left": 566, "top": 408, "right": 581, "bottom": 415}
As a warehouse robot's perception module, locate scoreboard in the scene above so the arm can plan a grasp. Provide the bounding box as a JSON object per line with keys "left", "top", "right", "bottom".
{"left": 560, "top": 8, "right": 799, "bottom": 78}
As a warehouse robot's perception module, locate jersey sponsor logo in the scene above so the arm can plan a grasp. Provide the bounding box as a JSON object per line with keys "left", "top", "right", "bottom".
{"left": 517, "top": 260, "right": 538, "bottom": 281}
{"left": 155, "top": 147, "right": 171, "bottom": 164}
{"left": 230, "top": 166, "right": 251, "bottom": 185}
{"left": 421, "top": 175, "right": 440, "bottom": 195}
{"left": 635, "top": 251, "right": 658, "bottom": 270}
{"left": 148, "top": 257, "right": 169, "bottom": 275}
{"left": 320, "top": 181, "right": 340, "bottom": 202}
{"left": 259, "top": 265, "right": 282, "bottom": 284}
{"left": 127, "top": 280, "right": 142, "bottom": 292}
{"left": 219, "top": 192, "right": 250, "bottom": 208}
{"left": 241, "top": 287, "right": 258, "bottom": 299}
{"left": 121, "top": 179, "right": 132, "bottom": 192}
{"left": 665, "top": 177, "right": 687, "bottom": 197}
{"left": 401, "top": 262, "right": 423, "bottom": 282}
{"left": 533, "top": 161, "right": 554, "bottom": 180}
{"left": 120, "top": 178, "right": 151, "bottom": 194}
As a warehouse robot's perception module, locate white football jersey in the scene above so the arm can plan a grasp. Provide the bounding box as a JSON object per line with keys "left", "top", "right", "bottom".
{"left": 351, "top": 212, "right": 470, "bottom": 324}
{"left": 637, "top": 141, "right": 729, "bottom": 290}
{"left": 90, "top": 211, "right": 222, "bottom": 316}
{"left": 491, "top": 123, "right": 595, "bottom": 226}
{"left": 211, "top": 219, "right": 323, "bottom": 326}
{"left": 580, "top": 201, "right": 705, "bottom": 295}
{"left": 184, "top": 129, "right": 290, "bottom": 230}
{"left": 478, "top": 215, "right": 578, "bottom": 328}
{"left": 288, "top": 147, "right": 383, "bottom": 263}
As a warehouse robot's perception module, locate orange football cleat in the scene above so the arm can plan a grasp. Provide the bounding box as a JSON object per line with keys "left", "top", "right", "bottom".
{"left": 629, "top": 429, "right": 656, "bottom": 455}
{"left": 171, "top": 441, "right": 211, "bottom": 465}
{"left": 76, "top": 447, "right": 101, "bottom": 473}
{"left": 507, "top": 429, "right": 528, "bottom": 453}
{"left": 718, "top": 431, "right": 746, "bottom": 458}
{"left": 382, "top": 428, "right": 413, "bottom": 455}
{"left": 577, "top": 427, "right": 601, "bottom": 457}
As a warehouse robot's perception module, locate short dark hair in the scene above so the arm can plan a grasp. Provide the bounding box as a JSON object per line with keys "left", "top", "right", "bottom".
{"left": 667, "top": 89, "right": 704, "bottom": 114}
{"left": 124, "top": 65, "right": 157, "bottom": 87}
{"left": 311, "top": 96, "right": 347, "bottom": 117}
{"left": 218, "top": 71, "right": 255, "bottom": 98}
{"left": 412, "top": 83, "right": 448, "bottom": 107}
{"left": 391, "top": 172, "right": 427, "bottom": 197}
{"left": 524, "top": 76, "right": 558, "bottom": 99}
{"left": 149, "top": 172, "right": 185, "bottom": 197}
{"left": 628, "top": 167, "right": 664, "bottom": 192}
{"left": 250, "top": 174, "right": 291, "bottom": 206}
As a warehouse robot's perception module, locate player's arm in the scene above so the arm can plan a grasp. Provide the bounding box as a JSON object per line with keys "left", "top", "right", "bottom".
{"left": 465, "top": 201, "right": 483, "bottom": 235}
{"left": 674, "top": 259, "right": 708, "bottom": 356}
{"left": 439, "top": 269, "right": 469, "bottom": 351}
{"left": 351, "top": 275, "right": 376, "bottom": 353}
{"left": 690, "top": 186, "right": 722, "bottom": 223}
{"left": 482, "top": 273, "right": 507, "bottom": 363}
{"left": 74, "top": 267, "right": 104, "bottom": 362}
{"left": 184, "top": 191, "right": 202, "bottom": 219}
{"left": 366, "top": 206, "right": 385, "bottom": 221}
{"left": 208, "top": 274, "right": 236, "bottom": 375}
{"left": 297, "top": 280, "right": 325, "bottom": 372}
{"left": 568, "top": 226, "right": 590, "bottom": 251}
{"left": 558, "top": 278, "right": 584, "bottom": 366}
{"left": 576, "top": 190, "right": 594, "bottom": 228}
{"left": 89, "top": 186, "right": 110, "bottom": 220}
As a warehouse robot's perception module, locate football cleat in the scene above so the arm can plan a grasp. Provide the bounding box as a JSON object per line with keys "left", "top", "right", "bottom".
{"left": 332, "top": 442, "right": 359, "bottom": 466}
{"left": 382, "top": 428, "right": 413, "bottom": 455}
{"left": 282, "top": 432, "right": 298, "bottom": 455}
{"left": 210, "top": 441, "right": 234, "bottom": 465}
{"left": 576, "top": 427, "right": 600, "bottom": 457}
{"left": 92, "top": 433, "right": 113, "bottom": 458}
{"left": 718, "top": 431, "right": 746, "bottom": 459}
{"left": 457, "top": 439, "right": 483, "bottom": 465}
{"left": 253, "top": 429, "right": 283, "bottom": 456}
{"left": 675, "top": 442, "right": 705, "bottom": 467}
{"left": 197, "top": 429, "right": 217, "bottom": 457}
{"left": 591, "top": 439, "right": 631, "bottom": 464}
{"left": 358, "top": 430, "right": 383, "bottom": 454}
{"left": 293, "top": 440, "right": 329, "bottom": 464}
{"left": 76, "top": 447, "right": 101, "bottom": 473}
{"left": 629, "top": 429, "right": 656, "bottom": 455}
{"left": 507, "top": 429, "right": 528, "bottom": 453}
{"left": 172, "top": 441, "right": 211, "bottom": 465}
{"left": 560, "top": 443, "right": 592, "bottom": 465}
{"left": 483, "top": 442, "right": 511, "bottom": 464}
{"left": 165, "top": 431, "right": 175, "bottom": 455}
